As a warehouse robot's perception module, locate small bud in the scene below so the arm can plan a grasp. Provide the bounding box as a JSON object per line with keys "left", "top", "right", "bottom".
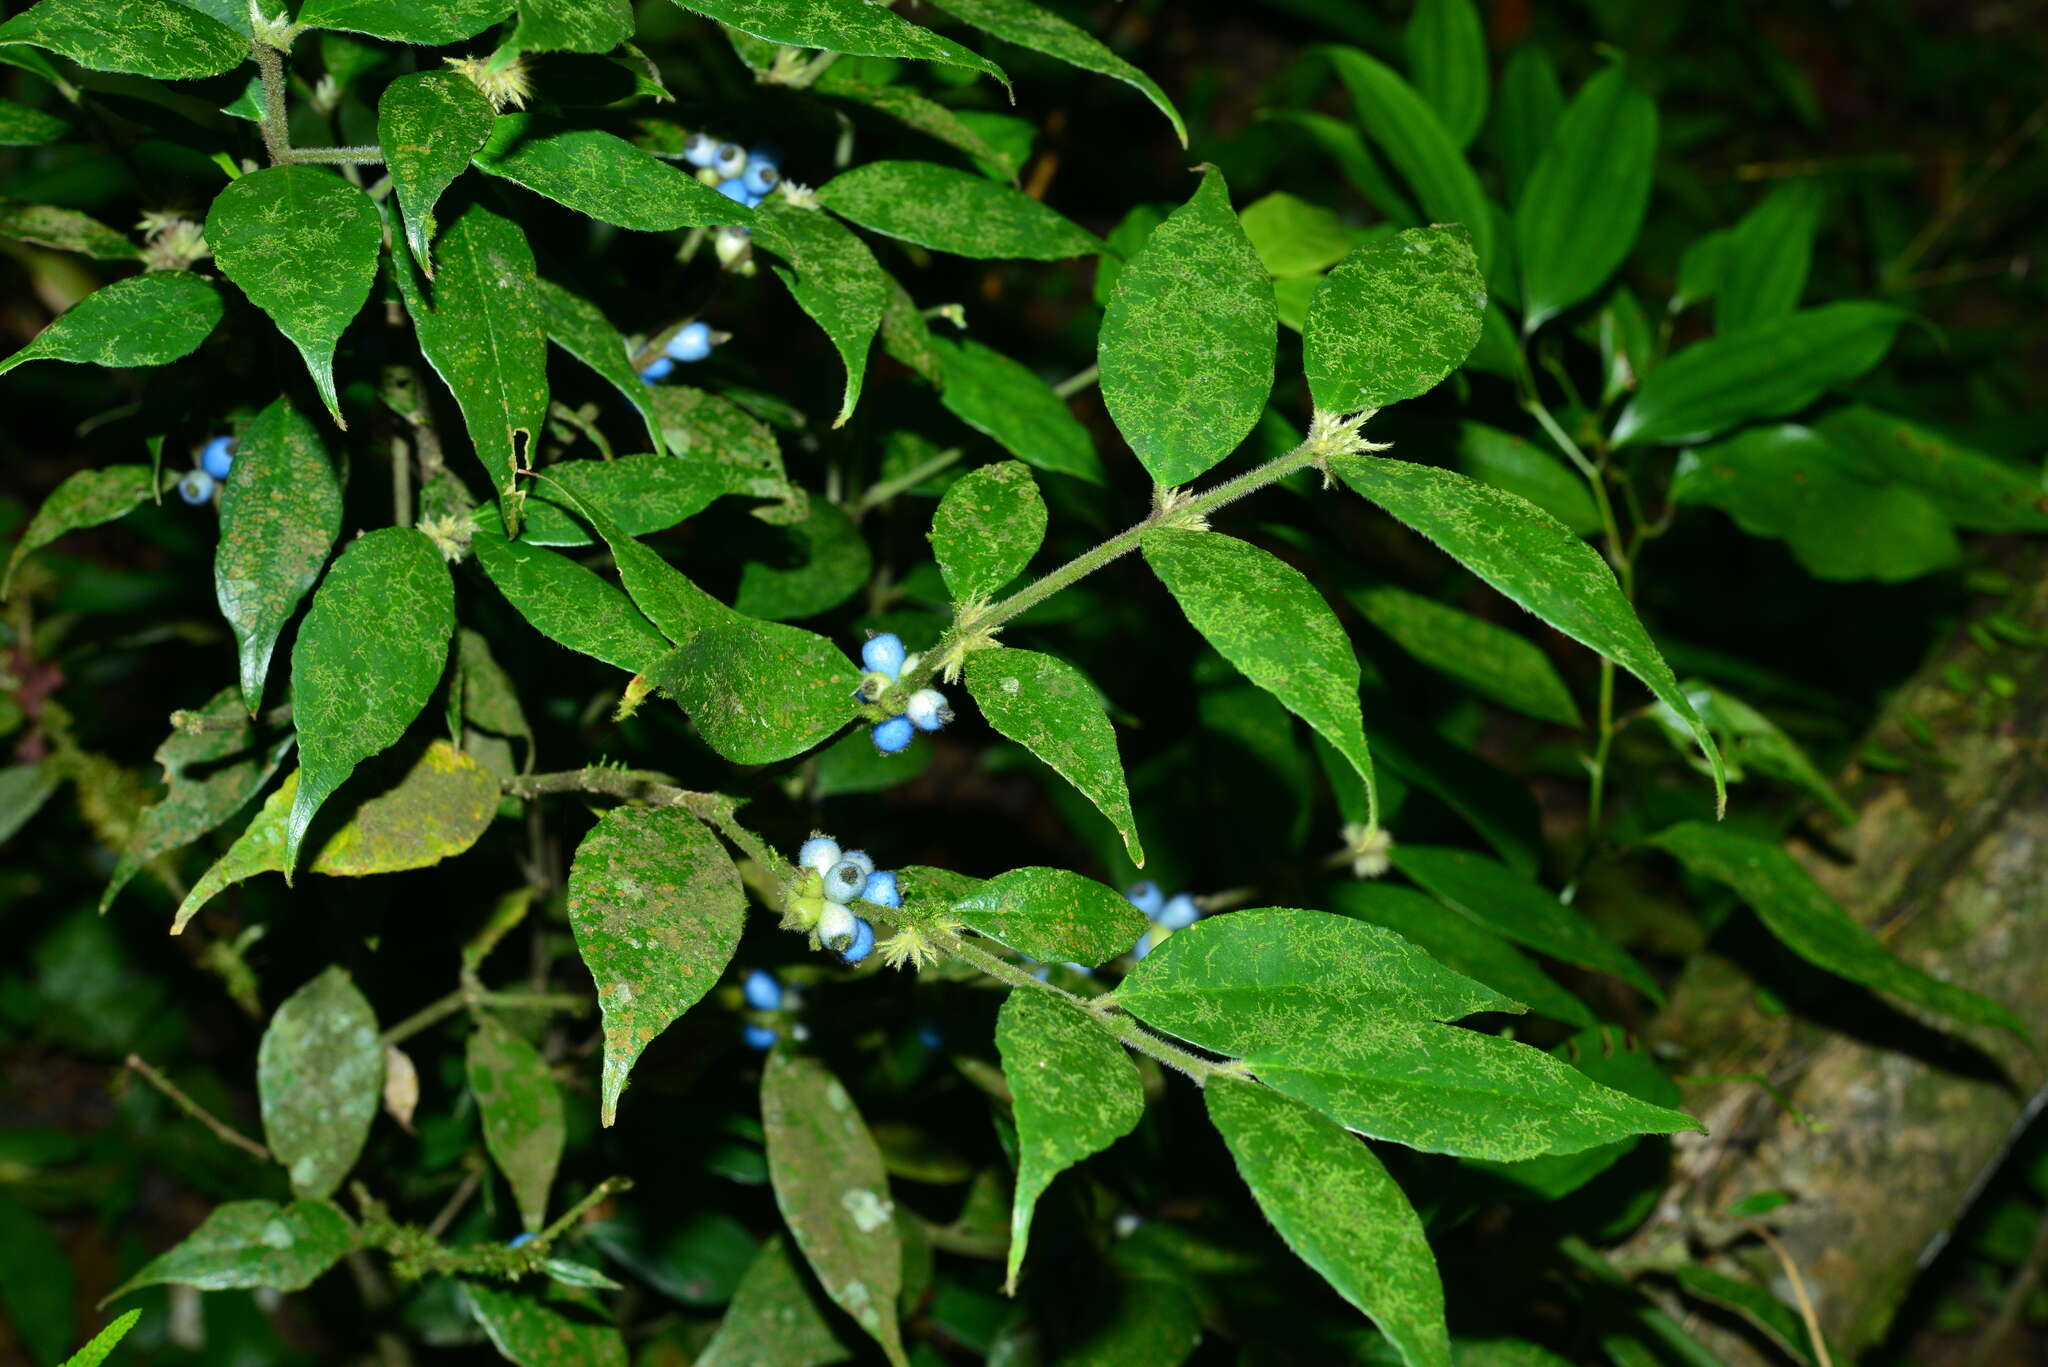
{"left": 443, "top": 50, "right": 534, "bottom": 112}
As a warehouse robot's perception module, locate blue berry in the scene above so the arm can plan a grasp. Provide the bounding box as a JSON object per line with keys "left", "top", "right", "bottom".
{"left": 683, "top": 132, "right": 719, "bottom": 168}
{"left": 641, "top": 356, "right": 674, "bottom": 385}
{"left": 741, "top": 162, "right": 780, "bottom": 198}
{"left": 747, "top": 143, "right": 781, "bottom": 171}
{"left": 666, "top": 321, "right": 713, "bottom": 363}
{"left": 860, "top": 869, "right": 901, "bottom": 908}
{"left": 742, "top": 1023, "right": 779, "bottom": 1050}
{"left": 508, "top": 1232, "right": 537, "bottom": 1249}
{"left": 915, "top": 1018, "right": 944, "bottom": 1050}
{"left": 712, "top": 142, "right": 747, "bottom": 178}
{"left": 1155, "top": 893, "right": 1200, "bottom": 931}
{"left": 743, "top": 968, "right": 782, "bottom": 1011}
{"left": 861, "top": 632, "right": 906, "bottom": 679}
{"left": 817, "top": 900, "right": 856, "bottom": 947}
{"left": 798, "top": 836, "right": 842, "bottom": 874}
{"left": 872, "top": 716, "right": 914, "bottom": 754}
{"left": 1130, "top": 931, "right": 1156, "bottom": 961}
{"left": 823, "top": 859, "right": 867, "bottom": 905}
{"left": 717, "top": 178, "right": 752, "bottom": 207}
{"left": 177, "top": 468, "right": 215, "bottom": 505}
{"left": 200, "top": 435, "right": 235, "bottom": 480}
{"left": 841, "top": 917, "right": 875, "bottom": 964}
{"left": 905, "top": 688, "right": 952, "bottom": 733}
{"left": 1126, "top": 881, "right": 1164, "bottom": 918}
{"left": 839, "top": 850, "right": 877, "bottom": 878}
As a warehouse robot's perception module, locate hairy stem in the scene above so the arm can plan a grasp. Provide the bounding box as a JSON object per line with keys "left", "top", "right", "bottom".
{"left": 251, "top": 40, "right": 385, "bottom": 167}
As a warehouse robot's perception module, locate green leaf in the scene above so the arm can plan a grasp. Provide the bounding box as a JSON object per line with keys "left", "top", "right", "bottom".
{"left": 455, "top": 628, "right": 533, "bottom": 756}
{"left": 1207, "top": 1079, "right": 1450, "bottom": 1367}
{"left": 172, "top": 742, "right": 501, "bottom": 931}
{"left": 0, "top": 271, "right": 219, "bottom": 377}
{"left": 295, "top": 0, "right": 511, "bottom": 44}
{"left": 1514, "top": 65, "right": 1657, "bottom": 330}
{"left": 697, "top": 1235, "right": 854, "bottom": 1367}
{"left": 1390, "top": 843, "right": 1664, "bottom": 1000}
{"left": 1262, "top": 109, "right": 1420, "bottom": 229}
{"left": 1240, "top": 191, "right": 1357, "bottom": 277}
{"left": 1116, "top": 909, "right": 1519, "bottom": 1056}
{"left": 1456, "top": 1339, "right": 1576, "bottom": 1367}
{"left": 1349, "top": 584, "right": 1580, "bottom": 727}
{"left": 1143, "top": 528, "right": 1377, "bottom": 821}
{"left": 1672, "top": 1266, "right": 1833, "bottom": 1367}
{"left": 1304, "top": 224, "right": 1485, "bottom": 415}
{"left": 651, "top": 617, "right": 856, "bottom": 764}
{"left": 1646, "top": 821, "right": 2028, "bottom": 1042}
{"left": 668, "top": 0, "right": 1007, "bottom": 93}
{"left": 4, "top": 464, "right": 157, "bottom": 598}
{"left": 1673, "top": 229, "right": 1729, "bottom": 313}
{"left": 207, "top": 166, "right": 381, "bottom": 425}
{"left": 1248, "top": 1023, "right": 1698, "bottom": 1160}
{"left": 1715, "top": 183, "right": 1823, "bottom": 333}
{"left": 1490, "top": 46, "right": 1563, "bottom": 204}
{"left": 1662, "top": 682, "right": 1853, "bottom": 825}
{"left": 930, "top": 460, "right": 1045, "bottom": 602}
{"left": 216, "top": 396, "right": 344, "bottom": 709}
{"left": 464, "top": 1282, "right": 627, "bottom": 1367}
{"left": 58, "top": 1310, "right": 142, "bottom": 1367}
{"left": 1813, "top": 405, "right": 2048, "bottom": 533}
{"left": 285, "top": 527, "right": 455, "bottom": 870}
{"left": 1466, "top": 1027, "right": 1682, "bottom": 1198}
{"left": 1326, "top": 882, "right": 1596, "bottom": 1028}
{"left": 1099, "top": 167, "right": 1275, "bottom": 487}
{"left": 259, "top": 966, "right": 382, "bottom": 1197}
{"left": 995, "top": 991, "right": 1142, "bottom": 1292}
{"left": 819, "top": 160, "right": 1098, "bottom": 260}
{"left": 1670, "top": 424, "right": 1959, "bottom": 583}
{"left": 468, "top": 1018, "right": 566, "bottom": 1232}
{"left": 1332, "top": 456, "right": 1723, "bottom": 812}
{"left": 1320, "top": 45, "right": 1494, "bottom": 274}
{"left": 0, "top": 203, "right": 139, "bottom": 259}
{"left": 734, "top": 499, "right": 872, "bottom": 621}
{"left": 949, "top": 866, "right": 1149, "bottom": 965}
{"left": 0, "top": 94, "right": 65, "bottom": 144}
{"left": 471, "top": 508, "right": 671, "bottom": 674}
{"left": 0, "top": 0, "right": 244, "bottom": 78}
{"left": 0, "top": 1195, "right": 71, "bottom": 1365}
{"left": 752, "top": 200, "right": 887, "bottom": 428}
{"left": 395, "top": 200, "right": 551, "bottom": 511}
{"left": 536, "top": 279, "right": 666, "bottom": 456}
{"left": 539, "top": 482, "right": 738, "bottom": 646}
{"left": 376, "top": 70, "right": 496, "bottom": 273}
{"left": 762, "top": 1049, "right": 909, "bottom": 1367}
{"left": 651, "top": 384, "right": 788, "bottom": 482}
{"left": 0, "top": 762, "right": 60, "bottom": 847}
{"left": 1611, "top": 303, "right": 1908, "bottom": 449}
{"left": 566, "top": 805, "right": 746, "bottom": 1124}
{"left": 510, "top": 0, "right": 633, "bottom": 52}
{"left": 925, "top": 0, "right": 1184, "bottom": 144}
{"left": 1403, "top": 0, "right": 1487, "bottom": 148}
{"left": 819, "top": 76, "right": 1016, "bottom": 183}
{"left": 103, "top": 686, "right": 291, "bottom": 913}
{"left": 967, "top": 649, "right": 1144, "bottom": 866}
{"left": 476, "top": 115, "right": 740, "bottom": 231}
{"left": 106, "top": 1199, "right": 355, "bottom": 1300}
{"left": 1453, "top": 420, "right": 1600, "bottom": 535}
{"left": 521, "top": 452, "right": 749, "bottom": 547}
{"left": 933, "top": 337, "right": 1104, "bottom": 485}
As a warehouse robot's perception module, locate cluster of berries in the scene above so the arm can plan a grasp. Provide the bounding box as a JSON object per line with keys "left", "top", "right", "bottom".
{"left": 1126, "top": 881, "right": 1201, "bottom": 960}
{"left": 785, "top": 834, "right": 901, "bottom": 964}
{"left": 859, "top": 633, "right": 953, "bottom": 754}
{"left": 683, "top": 133, "right": 782, "bottom": 208}
{"left": 177, "top": 435, "right": 235, "bottom": 506}
{"left": 640, "top": 320, "right": 720, "bottom": 385}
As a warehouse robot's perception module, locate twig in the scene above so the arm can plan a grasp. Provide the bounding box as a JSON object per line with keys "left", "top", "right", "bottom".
{"left": 424, "top": 1168, "right": 482, "bottom": 1241}
{"left": 1051, "top": 364, "right": 1099, "bottom": 400}
{"left": 171, "top": 701, "right": 292, "bottom": 733}
{"left": 1745, "top": 1222, "right": 1833, "bottom": 1367}
{"left": 1888, "top": 95, "right": 2048, "bottom": 280}
{"left": 125, "top": 1054, "right": 272, "bottom": 1162}
{"left": 855, "top": 447, "right": 963, "bottom": 513}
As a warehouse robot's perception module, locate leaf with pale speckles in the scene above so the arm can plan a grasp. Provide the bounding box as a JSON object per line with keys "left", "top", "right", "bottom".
{"left": 0, "top": 271, "right": 219, "bottom": 377}
{"left": 926, "top": 0, "right": 1185, "bottom": 145}
{"left": 896, "top": 865, "right": 982, "bottom": 929}
{"left": 0, "top": 95, "right": 64, "bottom": 144}
{"left": 295, "top": 0, "right": 511, "bottom": 44}
{"left": 394, "top": 199, "right": 551, "bottom": 514}
{"left": 950, "top": 866, "right": 1147, "bottom": 966}
{"left": 468, "top": 1018, "right": 565, "bottom": 1233}
{"left": 377, "top": 70, "right": 495, "bottom": 274}
{"left": 532, "top": 474, "right": 739, "bottom": 647}
{"left": 697, "top": 1235, "right": 855, "bottom": 1367}
{"left": 0, "top": 202, "right": 138, "bottom": 258}
{"left": 216, "top": 396, "right": 343, "bottom": 710}
{"left": 103, "top": 687, "right": 292, "bottom": 914}
{"left": 819, "top": 160, "right": 1098, "bottom": 260}
{"left": 520, "top": 454, "right": 753, "bottom": 547}
{"left": 172, "top": 741, "right": 498, "bottom": 932}
{"left": 932, "top": 337, "right": 1103, "bottom": 485}
{"left": 1647, "top": 821, "right": 2028, "bottom": 1042}
{"left": 761, "top": 1049, "right": 909, "bottom": 1367}
{"left": 1099, "top": 168, "right": 1275, "bottom": 488}
{"left": 1115, "top": 910, "right": 1519, "bottom": 1058}
{"left": 472, "top": 507, "right": 671, "bottom": 674}
{"left": 285, "top": 528, "right": 455, "bottom": 871}
{"left": 207, "top": 167, "right": 381, "bottom": 426}
{"left": 819, "top": 76, "right": 1016, "bottom": 186}
{"left": 995, "top": 991, "right": 1142, "bottom": 1292}
{"left": 476, "top": 116, "right": 742, "bottom": 231}
{"left": 1143, "top": 528, "right": 1377, "bottom": 822}
{"left": 966, "top": 648, "right": 1142, "bottom": 867}
{"left": 0, "top": 0, "right": 245, "bottom": 78}
{"left": 511, "top": 0, "right": 633, "bottom": 51}
{"left": 669, "top": 0, "right": 1007, "bottom": 92}
{"left": 536, "top": 279, "right": 666, "bottom": 455}
{"left": 876, "top": 271, "right": 943, "bottom": 385}
{"left": 1304, "top": 224, "right": 1484, "bottom": 415}
{"left": 464, "top": 1281, "right": 628, "bottom": 1367}
{"left": 566, "top": 805, "right": 746, "bottom": 1125}
{"left": 1207, "top": 1078, "right": 1449, "bottom": 1367}
{"left": 5, "top": 465, "right": 158, "bottom": 598}
{"left": 105, "top": 1199, "right": 355, "bottom": 1301}
{"left": 258, "top": 967, "right": 382, "bottom": 1198}
{"left": 930, "top": 460, "right": 1044, "bottom": 603}
{"left": 752, "top": 201, "right": 886, "bottom": 429}
{"left": 651, "top": 617, "right": 857, "bottom": 764}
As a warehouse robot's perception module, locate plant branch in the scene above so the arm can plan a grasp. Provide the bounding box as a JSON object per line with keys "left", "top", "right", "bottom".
{"left": 856, "top": 446, "right": 963, "bottom": 514}
{"left": 503, "top": 769, "right": 793, "bottom": 882}
{"left": 251, "top": 39, "right": 385, "bottom": 167}
{"left": 1052, "top": 364, "right": 1100, "bottom": 399}
{"left": 125, "top": 1054, "right": 272, "bottom": 1162}
{"left": 379, "top": 987, "right": 589, "bottom": 1047}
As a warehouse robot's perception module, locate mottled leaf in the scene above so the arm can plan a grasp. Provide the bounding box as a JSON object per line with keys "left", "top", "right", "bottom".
{"left": 1515, "top": 65, "right": 1657, "bottom": 329}
{"left": 0, "top": 271, "right": 219, "bottom": 377}
{"left": 1467, "top": 1027, "right": 1682, "bottom": 1200}
{"left": 1350, "top": 584, "right": 1579, "bottom": 727}
{"left": 1814, "top": 405, "right": 2048, "bottom": 533}
{"left": 950, "top": 866, "right": 1148, "bottom": 965}
{"left": 819, "top": 160, "right": 1098, "bottom": 260}
{"left": 529, "top": 467, "right": 738, "bottom": 646}
{"left": 476, "top": 115, "right": 740, "bottom": 231}
{"left": 566, "top": 805, "right": 746, "bottom": 1124}
{"left": 697, "top": 1235, "right": 854, "bottom": 1367}
{"left": 5, "top": 465, "right": 157, "bottom": 598}
{"left": 295, "top": 0, "right": 512, "bottom": 44}
{"left": 752, "top": 200, "right": 886, "bottom": 428}
{"left": 468, "top": 1018, "right": 565, "bottom": 1232}
{"left": 933, "top": 337, "right": 1103, "bottom": 484}
{"left": 1403, "top": 0, "right": 1487, "bottom": 148}
{"left": 734, "top": 499, "right": 872, "bottom": 621}
{"left": 820, "top": 76, "right": 1017, "bottom": 182}
{"left": 207, "top": 166, "right": 381, "bottom": 425}
{"left": 1208, "top": 1079, "right": 1450, "bottom": 1367}
{"left": 106, "top": 1200, "right": 355, "bottom": 1300}
{"left": 930, "top": 460, "right": 1045, "bottom": 602}
{"left": 259, "top": 966, "right": 382, "bottom": 1198}
{"left": 377, "top": 70, "right": 495, "bottom": 272}
{"left": 216, "top": 396, "right": 344, "bottom": 708}
{"left": 0, "top": 203, "right": 138, "bottom": 259}
{"left": 510, "top": 0, "right": 633, "bottom": 52}
{"left": 927, "top": 0, "right": 1183, "bottom": 143}
{"left": 651, "top": 617, "right": 857, "bottom": 765}
{"left": 472, "top": 508, "right": 671, "bottom": 673}
{"left": 0, "top": 0, "right": 244, "bottom": 78}
{"left": 536, "top": 279, "right": 666, "bottom": 456}
{"left": 1099, "top": 167, "right": 1276, "bottom": 487}
{"left": 464, "top": 1282, "right": 628, "bottom": 1367}
{"left": 1304, "top": 223, "right": 1485, "bottom": 414}
{"left": 0, "top": 94, "right": 65, "bottom": 144}
{"left": 876, "top": 269, "right": 943, "bottom": 384}
{"left": 521, "top": 452, "right": 749, "bottom": 546}
{"left": 668, "top": 0, "right": 1007, "bottom": 92}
